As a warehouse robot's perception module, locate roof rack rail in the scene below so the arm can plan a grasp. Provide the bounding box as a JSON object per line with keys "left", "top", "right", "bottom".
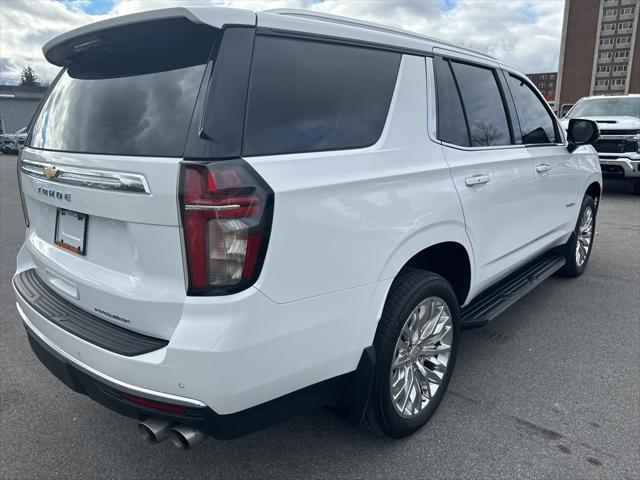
{"left": 265, "top": 8, "right": 496, "bottom": 60}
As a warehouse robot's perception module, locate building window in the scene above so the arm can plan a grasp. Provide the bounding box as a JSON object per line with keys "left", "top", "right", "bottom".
{"left": 603, "top": 9, "right": 617, "bottom": 16}
{"left": 599, "top": 52, "right": 613, "bottom": 59}
{"left": 600, "top": 37, "right": 615, "bottom": 45}
{"left": 621, "top": 7, "right": 635, "bottom": 15}
{"left": 618, "top": 22, "right": 633, "bottom": 29}
{"left": 615, "top": 50, "right": 630, "bottom": 58}
{"left": 595, "top": 79, "right": 609, "bottom": 86}
{"left": 541, "top": 74, "right": 547, "bottom": 79}
{"left": 601, "top": 23, "right": 616, "bottom": 31}
{"left": 612, "top": 78, "right": 626, "bottom": 86}
{"left": 613, "top": 64, "right": 628, "bottom": 72}
{"left": 616, "top": 36, "right": 631, "bottom": 44}
{"left": 597, "top": 66, "right": 611, "bottom": 73}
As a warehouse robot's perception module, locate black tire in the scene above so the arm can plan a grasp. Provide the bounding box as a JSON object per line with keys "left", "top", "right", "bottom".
{"left": 363, "top": 269, "right": 460, "bottom": 438}
{"left": 557, "top": 195, "right": 596, "bottom": 278}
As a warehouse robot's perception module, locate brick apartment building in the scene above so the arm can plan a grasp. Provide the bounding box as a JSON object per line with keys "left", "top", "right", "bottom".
{"left": 556, "top": 0, "right": 639, "bottom": 116}
{"left": 526, "top": 72, "right": 557, "bottom": 103}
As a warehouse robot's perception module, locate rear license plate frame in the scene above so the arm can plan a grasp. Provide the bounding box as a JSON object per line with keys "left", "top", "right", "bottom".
{"left": 54, "top": 208, "right": 88, "bottom": 255}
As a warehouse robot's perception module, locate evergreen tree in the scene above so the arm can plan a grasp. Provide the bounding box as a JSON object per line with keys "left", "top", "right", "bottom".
{"left": 19, "top": 66, "right": 40, "bottom": 86}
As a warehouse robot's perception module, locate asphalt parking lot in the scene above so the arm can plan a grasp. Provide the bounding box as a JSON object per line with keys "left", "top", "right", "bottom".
{"left": 0, "top": 153, "right": 638, "bottom": 480}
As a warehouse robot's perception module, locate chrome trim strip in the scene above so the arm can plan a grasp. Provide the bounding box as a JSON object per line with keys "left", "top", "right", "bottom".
{"left": 598, "top": 135, "right": 640, "bottom": 140}
{"left": 16, "top": 301, "right": 206, "bottom": 408}
{"left": 441, "top": 140, "right": 528, "bottom": 152}
{"left": 184, "top": 204, "right": 241, "bottom": 211}
{"left": 20, "top": 159, "right": 150, "bottom": 194}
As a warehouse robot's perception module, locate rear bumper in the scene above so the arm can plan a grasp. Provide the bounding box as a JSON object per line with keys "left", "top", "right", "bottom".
{"left": 15, "top": 238, "right": 379, "bottom": 416}
{"left": 14, "top": 245, "right": 381, "bottom": 436}
{"left": 598, "top": 156, "right": 640, "bottom": 180}
{"left": 22, "top": 318, "right": 355, "bottom": 439}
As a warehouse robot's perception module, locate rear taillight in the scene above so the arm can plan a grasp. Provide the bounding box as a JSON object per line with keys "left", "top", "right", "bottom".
{"left": 179, "top": 159, "right": 273, "bottom": 295}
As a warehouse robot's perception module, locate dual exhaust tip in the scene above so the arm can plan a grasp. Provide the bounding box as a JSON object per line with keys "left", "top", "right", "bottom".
{"left": 138, "top": 418, "right": 207, "bottom": 449}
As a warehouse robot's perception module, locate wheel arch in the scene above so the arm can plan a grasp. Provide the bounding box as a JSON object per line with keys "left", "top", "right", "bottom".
{"left": 360, "top": 223, "right": 474, "bottom": 358}
{"left": 585, "top": 180, "right": 602, "bottom": 205}
{"left": 373, "top": 225, "right": 474, "bottom": 324}
{"left": 582, "top": 172, "right": 603, "bottom": 208}
{"left": 401, "top": 242, "right": 472, "bottom": 307}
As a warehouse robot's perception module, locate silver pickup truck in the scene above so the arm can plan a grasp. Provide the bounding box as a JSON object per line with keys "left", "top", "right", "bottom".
{"left": 561, "top": 94, "right": 640, "bottom": 195}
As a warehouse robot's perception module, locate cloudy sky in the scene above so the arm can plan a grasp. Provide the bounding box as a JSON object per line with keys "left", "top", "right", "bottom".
{"left": 0, "top": 0, "right": 565, "bottom": 85}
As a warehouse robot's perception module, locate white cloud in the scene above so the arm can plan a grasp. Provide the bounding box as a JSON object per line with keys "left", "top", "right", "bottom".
{"left": 0, "top": 0, "right": 109, "bottom": 84}
{"left": 0, "top": 0, "right": 564, "bottom": 85}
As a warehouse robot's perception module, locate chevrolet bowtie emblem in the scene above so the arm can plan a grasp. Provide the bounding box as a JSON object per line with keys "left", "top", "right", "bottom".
{"left": 43, "top": 165, "right": 58, "bottom": 179}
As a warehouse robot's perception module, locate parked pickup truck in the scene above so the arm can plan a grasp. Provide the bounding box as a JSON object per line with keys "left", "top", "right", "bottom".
{"left": 560, "top": 95, "right": 640, "bottom": 194}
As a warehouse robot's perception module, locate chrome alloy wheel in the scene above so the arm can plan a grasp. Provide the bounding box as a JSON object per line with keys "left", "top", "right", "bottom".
{"left": 390, "top": 297, "right": 453, "bottom": 418}
{"left": 576, "top": 206, "right": 594, "bottom": 267}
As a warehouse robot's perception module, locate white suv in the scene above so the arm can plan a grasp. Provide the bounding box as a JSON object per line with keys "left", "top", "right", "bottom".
{"left": 13, "top": 7, "right": 602, "bottom": 448}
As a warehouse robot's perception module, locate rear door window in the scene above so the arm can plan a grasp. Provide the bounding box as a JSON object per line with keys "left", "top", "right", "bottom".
{"left": 505, "top": 74, "right": 558, "bottom": 144}
{"left": 434, "top": 57, "right": 470, "bottom": 146}
{"left": 243, "top": 36, "right": 401, "bottom": 156}
{"left": 450, "top": 62, "right": 512, "bottom": 147}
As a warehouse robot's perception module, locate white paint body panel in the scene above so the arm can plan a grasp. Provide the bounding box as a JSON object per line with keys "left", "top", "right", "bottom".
{"left": 15, "top": 6, "right": 602, "bottom": 415}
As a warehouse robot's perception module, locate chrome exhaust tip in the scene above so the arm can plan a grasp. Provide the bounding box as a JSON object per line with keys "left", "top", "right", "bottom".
{"left": 169, "top": 425, "right": 208, "bottom": 450}
{"left": 138, "top": 418, "right": 173, "bottom": 444}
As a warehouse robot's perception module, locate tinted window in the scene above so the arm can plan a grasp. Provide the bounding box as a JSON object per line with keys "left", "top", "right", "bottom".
{"left": 506, "top": 74, "right": 557, "bottom": 144}
{"left": 434, "top": 57, "right": 469, "bottom": 146}
{"left": 243, "top": 36, "right": 401, "bottom": 156}
{"left": 29, "top": 20, "right": 218, "bottom": 157}
{"left": 450, "top": 62, "right": 511, "bottom": 147}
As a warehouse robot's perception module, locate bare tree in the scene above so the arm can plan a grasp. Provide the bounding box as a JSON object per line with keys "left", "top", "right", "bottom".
{"left": 471, "top": 121, "right": 501, "bottom": 146}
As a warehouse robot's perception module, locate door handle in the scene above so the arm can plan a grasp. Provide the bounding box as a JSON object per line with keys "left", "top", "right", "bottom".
{"left": 536, "top": 164, "right": 552, "bottom": 173}
{"left": 465, "top": 174, "right": 490, "bottom": 186}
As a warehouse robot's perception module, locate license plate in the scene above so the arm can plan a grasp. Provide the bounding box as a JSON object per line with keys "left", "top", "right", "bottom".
{"left": 54, "top": 208, "right": 87, "bottom": 255}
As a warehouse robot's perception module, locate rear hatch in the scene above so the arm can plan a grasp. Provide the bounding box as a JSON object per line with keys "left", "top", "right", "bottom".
{"left": 18, "top": 12, "right": 236, "bottom": 340}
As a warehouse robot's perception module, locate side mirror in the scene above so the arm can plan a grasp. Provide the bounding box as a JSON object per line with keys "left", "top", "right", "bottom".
{"left": 567, "top": 118, "right": 599, "bottom": 153}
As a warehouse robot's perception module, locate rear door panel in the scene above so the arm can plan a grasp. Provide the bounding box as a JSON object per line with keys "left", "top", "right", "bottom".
{"left": 443, "top": 146, "right": 536, "bottom": 292}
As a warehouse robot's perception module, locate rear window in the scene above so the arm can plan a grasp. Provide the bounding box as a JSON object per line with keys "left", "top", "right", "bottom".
{"left": 243, "top": 36, "right": 401, "bottom": 156}
{"left": 29, "top": 19, "right": 218, "bottom": 157}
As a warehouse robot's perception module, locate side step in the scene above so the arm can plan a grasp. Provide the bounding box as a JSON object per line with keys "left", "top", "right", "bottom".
{"left": 461, "top": 254, "right": 566, "bottom": 329}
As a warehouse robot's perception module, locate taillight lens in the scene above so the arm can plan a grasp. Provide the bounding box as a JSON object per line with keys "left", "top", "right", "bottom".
{"left": 179, "top": 159, "right": 273, "bottom": 295}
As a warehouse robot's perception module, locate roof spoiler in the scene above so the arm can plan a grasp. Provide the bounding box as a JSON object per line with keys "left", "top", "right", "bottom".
{"left": 43, "top": 7, "right": 256, "bottom": 67}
